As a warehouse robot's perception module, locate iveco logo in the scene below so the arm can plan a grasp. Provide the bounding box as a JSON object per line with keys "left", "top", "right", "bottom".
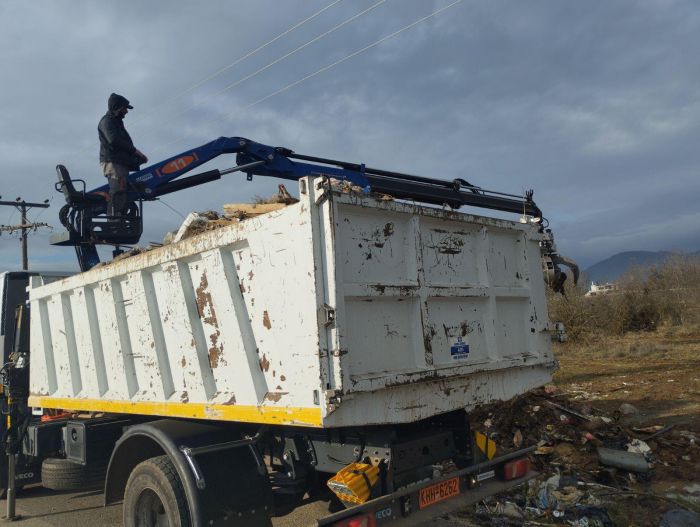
{"left": 16, "top": 471, "right": 34, "bottom": 480}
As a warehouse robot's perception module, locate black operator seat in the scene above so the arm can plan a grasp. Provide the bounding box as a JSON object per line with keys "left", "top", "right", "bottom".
{"left": 55, "top": 164, "right": 105, "bottom": 206}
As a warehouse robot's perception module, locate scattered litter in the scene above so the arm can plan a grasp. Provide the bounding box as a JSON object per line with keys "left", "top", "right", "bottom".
{"left": 513, "top": 429, "right": 523, "bottom": 449}
{"left": 465, "top": 387, "right": 698, "bottom": 526}
{"left": 685, "top": 484, "right": 700, "bottom": 495}
{"left": 659, "top": 509, "right": 700, "bottom": 527}
{"left": 633, "top": 424, "right": 663, "bottom": 433}
{"left": 619, "top": 402, "right": 639, "bottom": 415}
{"left": 679, "top": 431, "right": 697, "bottom": 444}
{"left": 597, "top": 447, "right": 650, "bottom": 472}
{"left": 546, "top": 400, "right": 594, "bottom": 422}
{"left": 626, "top": 438, "right": 651, "bottom": 456}
{"left": 496, "top": 501, "right": 524, "bottom": 520}
{"left": 535, "top": 445, "right": 554, "bottom": 455}
{"left": 583, "top": 432, "right": 602, "bottom": 446}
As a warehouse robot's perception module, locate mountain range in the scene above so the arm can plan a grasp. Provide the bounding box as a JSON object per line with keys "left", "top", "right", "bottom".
{"left": 582, "top": 250, "right": 700, "bottom": 284}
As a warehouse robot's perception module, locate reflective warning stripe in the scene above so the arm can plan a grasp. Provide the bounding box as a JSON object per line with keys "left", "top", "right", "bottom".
{"left": 474, "top": 431, "right": 497, "bottom": 460}
{"left": 28, "top": 396, "right": 323, "bottom": 427}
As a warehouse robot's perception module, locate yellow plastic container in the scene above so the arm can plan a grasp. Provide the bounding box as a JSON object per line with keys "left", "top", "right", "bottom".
{"left": 327, "top": 462, "right": 380, "bottom": 504}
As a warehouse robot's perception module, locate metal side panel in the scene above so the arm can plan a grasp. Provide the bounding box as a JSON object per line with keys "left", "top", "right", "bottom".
{"left": 326, "top": 193, "right": 555, "bottom": 426}
{"left": 28, "top": 183, "right": 325, "bottom": 427}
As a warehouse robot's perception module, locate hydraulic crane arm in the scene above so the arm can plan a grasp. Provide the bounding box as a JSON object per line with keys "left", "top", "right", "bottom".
{"left": 53, "top": 136, "right": 543, "bottom": 271}
{"left": 88, "top": 136, "right": 542, "bottom": 217}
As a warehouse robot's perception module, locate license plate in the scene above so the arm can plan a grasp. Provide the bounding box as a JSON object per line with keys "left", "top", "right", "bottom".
{"left": 418, "top": 477, "right": 460, "bottom": 509}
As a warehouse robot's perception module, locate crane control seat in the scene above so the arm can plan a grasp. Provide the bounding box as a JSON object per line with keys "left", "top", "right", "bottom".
{"left": 55, "top": 164, "right": 105, "bottom": 206}
{"left": 54, "top": 164, "right": 142, "bottom": 246}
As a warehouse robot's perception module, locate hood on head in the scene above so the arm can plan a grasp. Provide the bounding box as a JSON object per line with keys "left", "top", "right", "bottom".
{"left": 108, "top": 93, "right": 133, "bottom": 113}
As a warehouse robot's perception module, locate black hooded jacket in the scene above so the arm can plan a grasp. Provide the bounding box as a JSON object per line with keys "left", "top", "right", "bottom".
{"left": 98, "top": 93, "right": 139, "bottom": 169}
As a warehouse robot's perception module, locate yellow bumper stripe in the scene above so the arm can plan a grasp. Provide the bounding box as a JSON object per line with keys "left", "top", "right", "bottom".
{"left": 28, "top": 396, "right": 323, "bottom": 427}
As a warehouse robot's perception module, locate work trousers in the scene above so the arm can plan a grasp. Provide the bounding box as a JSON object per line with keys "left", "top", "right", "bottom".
{"left": 100, "top": 162, "right": 129, "bottom": 216}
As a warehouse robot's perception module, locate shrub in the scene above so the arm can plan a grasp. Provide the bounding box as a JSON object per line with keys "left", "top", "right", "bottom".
{"left": 548, "top": 254, "right": 700, "bottom": 342}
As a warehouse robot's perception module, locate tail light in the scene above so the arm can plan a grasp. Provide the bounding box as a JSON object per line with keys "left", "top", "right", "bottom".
{"left": 502, "top": 458, "right": 530, "bottom": 480}
{"left": 332, "top": 513, "right": 376, "bottom": 527}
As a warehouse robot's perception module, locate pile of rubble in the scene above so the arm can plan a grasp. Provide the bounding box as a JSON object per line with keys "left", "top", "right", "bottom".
{"left": 98, "top": 180, "right": 395, "bottom": 266}
{"left": 163, "top": 184, "right": 299, "bottom": 244}
{"left": 457, "top": 387, "right": 700, "bottom": 526}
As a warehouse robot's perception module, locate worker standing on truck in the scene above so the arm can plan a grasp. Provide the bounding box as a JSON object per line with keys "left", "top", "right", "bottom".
{"left": 98, "top": 93, "right": 148, "bottom": 216}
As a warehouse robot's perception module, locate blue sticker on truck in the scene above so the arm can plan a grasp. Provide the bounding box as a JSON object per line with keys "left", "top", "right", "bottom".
{"left": 450, "top": 336, "right": 469, "bottom": 360}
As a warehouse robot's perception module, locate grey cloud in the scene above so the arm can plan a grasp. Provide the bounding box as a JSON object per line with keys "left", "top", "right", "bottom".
{"left": 1, "top": 0, "right": 699, "bottom": 272}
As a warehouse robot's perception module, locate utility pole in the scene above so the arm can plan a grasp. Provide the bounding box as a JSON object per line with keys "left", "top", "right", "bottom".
{"left": 0, "top": 197, "right": 50, "bottom": 270}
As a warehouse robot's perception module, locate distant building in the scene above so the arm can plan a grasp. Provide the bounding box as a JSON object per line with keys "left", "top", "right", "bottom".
{"left": 585, "top": 282, "right": 617, "bottom": 297}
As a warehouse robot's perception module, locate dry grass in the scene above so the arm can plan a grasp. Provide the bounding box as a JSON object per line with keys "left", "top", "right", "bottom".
{"left": 549, "top": 255, "right": 700, "bottom": 343}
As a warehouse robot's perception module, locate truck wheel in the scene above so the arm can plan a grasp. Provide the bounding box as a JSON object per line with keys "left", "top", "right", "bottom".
{"left": 41, "top": 457, "right": 107, "bottom": 490}
{"left": 123, "top": 455, "right": 190, "bottom": 527}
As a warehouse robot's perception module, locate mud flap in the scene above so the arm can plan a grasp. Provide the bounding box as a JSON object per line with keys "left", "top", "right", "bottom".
{"left": 196, "top": 444, "right": 273, "bottom": 526}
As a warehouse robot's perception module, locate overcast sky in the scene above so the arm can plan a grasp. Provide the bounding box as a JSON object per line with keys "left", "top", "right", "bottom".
{"left": 0, "top": 0, "right": 698, "bottom": 273}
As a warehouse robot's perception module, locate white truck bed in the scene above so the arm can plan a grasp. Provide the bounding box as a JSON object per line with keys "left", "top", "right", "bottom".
{"left": 28, "top": 177, "right": 555, "bottom": 428}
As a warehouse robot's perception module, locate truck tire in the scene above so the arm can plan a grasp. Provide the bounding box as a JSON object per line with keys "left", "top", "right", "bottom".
{"left": 41, "top": 457, "right": 107, "bottom": 490}
{"left": 123, "top": 455, "right": 190, "bottom": 527}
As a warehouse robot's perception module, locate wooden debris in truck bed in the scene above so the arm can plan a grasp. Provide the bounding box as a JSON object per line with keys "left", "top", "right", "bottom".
{"left": 165, "top": 211, "right": 238, "bottom": 244}
{"left": 328, "top": 177, "right": 394, "bottom": 202}
{"left": 223, "top": 183, "right": 298, "bottom": 218}
{"left": 222, "top": 202, "right": 287, "bottom": 218}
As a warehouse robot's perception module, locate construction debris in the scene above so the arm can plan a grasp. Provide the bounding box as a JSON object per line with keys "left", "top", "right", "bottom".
{"left": 222, "top": 202, "right": 287, "bottom": 218}
{"left": 460, "top": 387, "right": 700, "bottom": 526}
{"left": 166, "top": 185, "right": 300, "bottom": 244}
{"left": 659, "top": 509, "right": 700, "bottom": 527}
{"left": 597, "top": 447, "right": 650, "bottom": 472}
{"left": 619, "top": 402, "right": 640, "bottom": 416}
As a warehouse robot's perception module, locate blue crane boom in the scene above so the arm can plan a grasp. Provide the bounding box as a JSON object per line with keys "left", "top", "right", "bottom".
{"left": 52, "top": 136, "right": 543, "bottom": 271}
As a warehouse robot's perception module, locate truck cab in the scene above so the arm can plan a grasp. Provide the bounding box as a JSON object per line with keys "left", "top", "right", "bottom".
{"left": 0, "top": 271, "right": 71, "bottom": 495}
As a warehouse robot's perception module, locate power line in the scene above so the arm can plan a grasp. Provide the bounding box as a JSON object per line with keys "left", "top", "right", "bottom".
{"left": 241, "top": 0, "right": 464, "bottom": 111}
{"left": 158, "top": 198, "right": 186, "bottom": 219}
{"left": 138, "top": 0, "right": 388, "bottom": 146}
{"left": 151, "top": 0, "right": 464, "bottom": 158}
{"left": 0, "top": 198, "right": 51, "bottom": 270}
{"left": 128, "top": 0, "right": 344, "bottom": 129}
{"left": 66, "top": 0, "right": 344, "bottom": 162}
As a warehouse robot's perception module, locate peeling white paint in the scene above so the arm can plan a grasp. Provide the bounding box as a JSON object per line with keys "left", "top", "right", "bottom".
{"left": 29, "top": 177, "right": 554, "bottom": 427}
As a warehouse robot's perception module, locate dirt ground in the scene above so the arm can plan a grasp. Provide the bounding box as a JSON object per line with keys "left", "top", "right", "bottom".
{"left": 554, "top": 325, "right": 700, "bottom": 433}
{"left": 445, "top": 325, "right": 700, "bottom": 526}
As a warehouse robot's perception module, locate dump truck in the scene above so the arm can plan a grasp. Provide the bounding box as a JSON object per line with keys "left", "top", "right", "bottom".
{"left": 1, "top": 138, "right": 576, "bottom": 526}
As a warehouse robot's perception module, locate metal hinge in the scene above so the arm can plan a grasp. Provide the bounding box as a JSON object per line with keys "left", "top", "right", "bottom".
{"left": 321, "top": 304, "right": 336, "bottom": 327}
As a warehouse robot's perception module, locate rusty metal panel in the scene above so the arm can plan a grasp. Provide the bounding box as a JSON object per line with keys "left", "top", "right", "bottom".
{"left": 29, "top": 180, "right": 326, "bottom": 426}
{"left": 324, "top": 192, "right": 555, "bottom": 426}
{"left": 28, "top": 177, "right": 554, "bottom": 428}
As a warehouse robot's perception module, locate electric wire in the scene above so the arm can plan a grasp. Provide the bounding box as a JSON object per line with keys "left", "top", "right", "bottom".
{"left": 158, "top": 198, "right": 186, "bottom": 219}
{"left": 150, "top": 0, "right": 464, "bottom": 158}
{"left": 240, "top": 0, "right": 464, "bottom": 112}
{"left": 66, "top": 0, "right": 344, "bottom": 161}
{"left": 136, "top": 0, "right": 388, "bottom": 144}
{"left": 127, "top": 0, "right": 344, "bottom": 129}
